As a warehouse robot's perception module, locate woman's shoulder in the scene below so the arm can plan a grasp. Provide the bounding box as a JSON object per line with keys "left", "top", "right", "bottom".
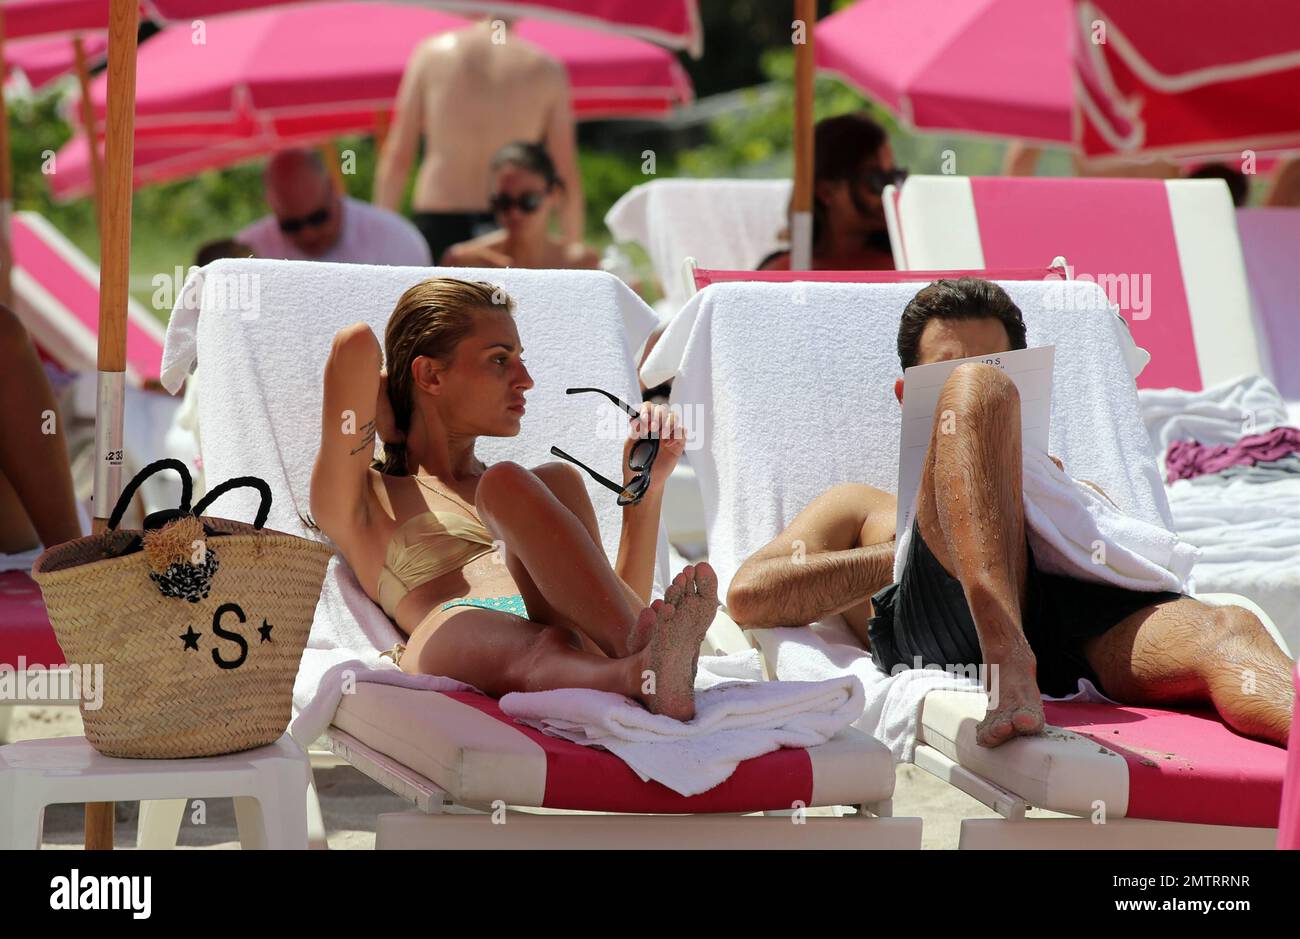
{"left": 551, "top": 239, "right": 601, "bottom": 269}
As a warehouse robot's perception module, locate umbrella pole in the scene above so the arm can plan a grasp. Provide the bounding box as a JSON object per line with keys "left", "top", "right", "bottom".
{"left": 0, "top": 7, "right": 13, "bottom": 309}
{"left": 85, "top": 0, "right": 140, "bottom": 853}
{"left": 73, "top": 35, "right": 105, "bottom": 233}
{"left": 791, "top": 0, "right": 815, "bottom": 271}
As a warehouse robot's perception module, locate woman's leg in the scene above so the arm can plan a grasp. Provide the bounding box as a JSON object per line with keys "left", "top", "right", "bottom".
{"left": 402, "top": 568, "right": 717, "bottom": 720}
{"left": 0, "top": 306, "right": 80, "bottom": 552}
{"left": 401, "top": 604, "right": 650, "bottom": 699}
{"left": 475, "top": 461, "right": 643, "bottom": 658}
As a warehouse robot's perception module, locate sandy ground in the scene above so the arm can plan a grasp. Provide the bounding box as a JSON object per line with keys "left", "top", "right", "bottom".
{"left": 3, "top": 704, "right": 1069, "bottom": 850}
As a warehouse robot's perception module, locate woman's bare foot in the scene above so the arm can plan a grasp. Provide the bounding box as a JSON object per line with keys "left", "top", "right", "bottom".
{"left": 976, "top": 646, "right": 1045, "bottom": 746}
{"left": 638, "top": 563, "right": 719, "bottom": 721}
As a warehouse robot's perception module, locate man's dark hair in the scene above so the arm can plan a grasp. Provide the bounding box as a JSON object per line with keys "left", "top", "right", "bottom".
{"left": 1187, "top": 162, "right": 1249, "bottom": 207}
{"left": 897, "top": 277, "right": 1027, "bottom": 371}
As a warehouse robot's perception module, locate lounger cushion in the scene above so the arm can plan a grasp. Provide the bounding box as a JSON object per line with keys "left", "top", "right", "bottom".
{"left": 0, "top": 572, "right": 64, "bottom": 668}
{"left": 332, "top": 682, "right": 895, "bottom": 812}
{"left": 920, "top": 690, "right": 1286, "bottom": 827}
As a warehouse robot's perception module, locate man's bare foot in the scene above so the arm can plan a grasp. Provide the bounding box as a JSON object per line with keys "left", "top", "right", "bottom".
{"left": 638, "top": 563, "right": 719, "bottom": 721}
{"left": 976, "top": 647, "right": 1045, "bottom": 747}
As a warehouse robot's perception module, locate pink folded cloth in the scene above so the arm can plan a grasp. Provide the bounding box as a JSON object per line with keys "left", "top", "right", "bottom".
{"left": 1166, "top": 426, "right": 1300, "bottom": 483}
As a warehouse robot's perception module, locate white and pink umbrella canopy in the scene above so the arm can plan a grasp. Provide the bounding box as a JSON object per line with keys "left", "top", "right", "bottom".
{"left": 5, "top": 32, "right": 107, "bottom": 88}
{"left": 1074, "top": 0, "right": 1300, "bottom": 159}
{"left": 64, "top": 1, "right": 692, "bottom": 153}
{"left": 817, "top": 0, "right": 1074, "bottom": 145}
{"left": 818, "top": 0, "right": 1300, "bottom": 161}
{"left": 1, "top": 0, "right": 112, "bottom": 38}
{"left": 147, "top": 0, "right": 702, "bottom": 55}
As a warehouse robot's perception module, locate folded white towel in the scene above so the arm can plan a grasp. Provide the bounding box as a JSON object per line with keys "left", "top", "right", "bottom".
{"left": 605, "top": 178, "right": 792, "bottom": 312}
{"left": 645, "top": 278, "right": 1178, "bottom": 758}
{"left": 892, "top": 449, "right": 1199, "bottom": 592}
{"left": 500, "top": 651, "right": 862, "bottom": 796}
{"left": 161, "top": 259, "right": 666, "bottom": 746}
{"left": 1137, "top": 374, "right": 1288, "bottom": 475}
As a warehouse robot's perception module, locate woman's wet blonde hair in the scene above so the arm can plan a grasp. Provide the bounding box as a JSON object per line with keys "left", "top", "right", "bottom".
{"left": 372, "top": 277, "right": 515, "bottom": 476}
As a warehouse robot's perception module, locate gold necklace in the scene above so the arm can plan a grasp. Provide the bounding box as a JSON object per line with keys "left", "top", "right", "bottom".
{"left": 413, "top": 474, "right": 483, "bottom": 523}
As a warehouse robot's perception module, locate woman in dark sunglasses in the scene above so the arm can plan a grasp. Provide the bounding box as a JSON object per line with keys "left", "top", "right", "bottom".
{"left": 312, "top": 277, "right": 716, "bottom": 722}
{"left": 758, "top": 112, "right": 903, "bottom": 273}
{"left": 441, "top": 141, "right": 601, "bottom": 270}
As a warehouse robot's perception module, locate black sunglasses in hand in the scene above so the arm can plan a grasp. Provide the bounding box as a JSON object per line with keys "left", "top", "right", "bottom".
{"left": 550, "top": 387, "right": 659, "bottom": 506}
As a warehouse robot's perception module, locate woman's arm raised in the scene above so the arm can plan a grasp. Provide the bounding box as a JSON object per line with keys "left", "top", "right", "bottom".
{"left": 310, "top": 323, "right": 384, "bottom": 541}
{"left": 615, "top": 402, "right": 685, "bottom": 605}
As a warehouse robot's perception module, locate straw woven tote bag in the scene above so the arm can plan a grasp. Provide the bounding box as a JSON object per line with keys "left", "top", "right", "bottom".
{"left": 32, "top": 459, "right": 331, "bottom": 759}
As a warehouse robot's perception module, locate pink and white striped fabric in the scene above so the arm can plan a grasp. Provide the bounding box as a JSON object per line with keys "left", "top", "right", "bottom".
{"left": 887, "top": 175, "right": 1263, "bottom": 391}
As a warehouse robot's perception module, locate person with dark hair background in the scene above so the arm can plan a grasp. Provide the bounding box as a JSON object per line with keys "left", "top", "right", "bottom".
{"left": 758, "top": 112, "right": 904, "bottom": 271}
{"left": 441, "top": 141, "right": 599, "bottom": 270}
{"left": 1187, "top": 162, "right": 1250, "bottom": 207}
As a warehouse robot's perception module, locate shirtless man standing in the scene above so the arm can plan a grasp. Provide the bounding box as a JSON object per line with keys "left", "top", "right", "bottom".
{"left": 728, "top": 278, "right": 1294, "bottom": 749}
{"left": 374, "top": 17, "right": 586, "bottom": 264}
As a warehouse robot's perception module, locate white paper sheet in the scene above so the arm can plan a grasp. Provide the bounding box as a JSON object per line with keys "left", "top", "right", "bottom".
{"left": 896, "top": 345, "right": 1056, "bottom": 537}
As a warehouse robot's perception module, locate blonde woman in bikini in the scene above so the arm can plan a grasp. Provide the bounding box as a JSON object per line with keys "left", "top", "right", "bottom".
{"left": 310, "top": 277, "right": 717, "bottom": 720}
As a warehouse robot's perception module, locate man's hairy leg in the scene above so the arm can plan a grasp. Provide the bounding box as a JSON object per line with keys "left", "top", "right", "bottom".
{"left": 916, "top": 362, "right": 1043, "bottom": 747}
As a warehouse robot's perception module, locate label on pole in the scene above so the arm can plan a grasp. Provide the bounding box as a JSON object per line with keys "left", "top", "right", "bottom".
{"left": 93, "top": 370, "right": 126, "bottom": 521}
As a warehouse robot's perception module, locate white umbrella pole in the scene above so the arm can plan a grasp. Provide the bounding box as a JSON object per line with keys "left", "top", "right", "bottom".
{"left": 791, "top": 0, "right": 816, "bottom": 271}
{"left": 86, "top": 0, "right": 140, "bottom": 853}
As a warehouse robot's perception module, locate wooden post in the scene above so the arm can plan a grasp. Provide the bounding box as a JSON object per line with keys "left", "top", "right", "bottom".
{"left": 73, "top": 34, "right": 105, "bottom": 233}
{"left": 0, "top": 6, "right": 14, "bottom": 308}
{"left": 319, "top": 140, "right": 345, "bottom": 193}
{"left": 86, "top": 0, "right": 141, "bottom": 852}
{"left": 791, "top": 0, "right": 816, "bottom": 271}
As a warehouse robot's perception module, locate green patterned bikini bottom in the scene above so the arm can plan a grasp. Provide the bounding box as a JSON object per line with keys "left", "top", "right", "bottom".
{"left": 439, "top": 594, "right": 529, "bottom": 618}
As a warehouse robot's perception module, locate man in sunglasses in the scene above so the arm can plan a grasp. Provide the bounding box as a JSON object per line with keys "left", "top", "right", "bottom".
{"left": 758, "top": 112, "right": 903, "bottom": 272}
{"left": 237, "top": 149, "right": 431, "bottom": 266}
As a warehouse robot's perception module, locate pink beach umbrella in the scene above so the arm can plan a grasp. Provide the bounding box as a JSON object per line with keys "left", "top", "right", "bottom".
{"left": 147, "top": 0, "right": 703, "bottom": 56}
{"left": 64, "top": 2, "right": 692, "bottom": 152}
{"left": 1074, "top": 0, "right": 1300, "bottom": 160}
{"left": 817, "top": 0, "right": 1300, "bottom": 161}
{"left": 817, "top": 0, "right": 1075, "bottom": 145}
{"left": 1, "top": 0, "right": 112, "bottom": 38}
{"left": 5, "top": 32, "right": 107, "bottom": 88}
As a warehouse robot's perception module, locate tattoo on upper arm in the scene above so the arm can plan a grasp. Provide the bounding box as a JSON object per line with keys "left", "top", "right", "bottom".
{"left": 348, "top": 419, "right": 377, "bottom": 456}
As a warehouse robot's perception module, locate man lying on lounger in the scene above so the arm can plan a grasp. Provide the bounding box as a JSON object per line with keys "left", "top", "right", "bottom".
{"left": 727, "top": 277, "right": 1294, "bottom": 748}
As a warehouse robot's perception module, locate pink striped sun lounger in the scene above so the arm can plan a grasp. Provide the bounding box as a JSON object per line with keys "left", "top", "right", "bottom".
{"left": 11, "top": 211, "right": 165, "bottom": 388}
{"left": 883, "top": 176, "right": 1265, "bottom": 392}
{"left": 666, "top": 267, "right": 1289, "bottom": 849}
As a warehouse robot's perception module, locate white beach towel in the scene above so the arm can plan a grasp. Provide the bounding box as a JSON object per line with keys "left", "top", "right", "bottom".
{"left": 1138, "top": 374, "right": 1289, "bottom": 477}
{"left": 161, "top": 259, "right": 666, "bottom": 746}
{"left": 605, "top": 178, "right": 792, "bottom": 312}
{"left": 644, "top": 278, "right": 1178, "bottom": 757}
{"left": 1138, "top": 376, "right": 1300, "bottom": 652}
{"left": 500, "top": 650, "right": 861, "bottom": 796}
{"left": 893, "top": 448, "right": 1197, "bottom": 592}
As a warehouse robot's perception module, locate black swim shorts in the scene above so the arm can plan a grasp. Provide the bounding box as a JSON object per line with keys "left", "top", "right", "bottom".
{"left": 866, "top": 519, "right": 1185, "bottom": 697}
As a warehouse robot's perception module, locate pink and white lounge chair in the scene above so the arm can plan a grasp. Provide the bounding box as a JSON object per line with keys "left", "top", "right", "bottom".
{"left": 160, "top": 258, "right": 920, "bottom": 849}
{"left": 11, "top": 211, "right": 165, "bottom": 388}
{"left": 643, "top": 274, "right": 1290, "bottom": 849}
{"left": 882, "top": 176, "right": 1266, "bottom": 392}
{"left": 1235, "top": 206, "right": 1300, "bottom": 403}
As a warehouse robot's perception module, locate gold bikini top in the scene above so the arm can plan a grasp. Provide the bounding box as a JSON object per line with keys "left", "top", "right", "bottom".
{"left": 375, "top": 511, "right": 497, "bottom": 619}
